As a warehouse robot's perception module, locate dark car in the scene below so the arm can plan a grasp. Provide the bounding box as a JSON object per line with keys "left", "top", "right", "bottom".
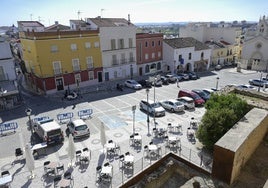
{"left": 178, "top": 89, "right": 205, "bottom": 106}
{"left": 185, "top": 71, "right": 199, "bottom": 80}
{"left": 192, "top": 89, "right": 210, "bottom": 101}
{"left": 138, "top": 79, "right": 152, "bottom": 88}
{"left": 160, "top": 76, "right": 169, "bottom": 85}
{"left": 177, "top": 73, "right": 189, "bottom": 80}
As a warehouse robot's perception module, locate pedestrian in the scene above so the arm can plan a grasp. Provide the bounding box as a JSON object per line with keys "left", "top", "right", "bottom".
{"left": 177, "top": 79, "right": 180, "bottom": 88}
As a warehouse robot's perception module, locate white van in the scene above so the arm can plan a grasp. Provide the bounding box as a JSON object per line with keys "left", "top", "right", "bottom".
{"left": 176, "top": 97, "right": 195, "bottom": 109}
{"left": 33, "top": 118, "right": 64, "bottom": 145}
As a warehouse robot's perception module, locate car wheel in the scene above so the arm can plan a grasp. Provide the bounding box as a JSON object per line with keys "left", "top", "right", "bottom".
{"left": 171, "top": 108, "right": 175, "bottom": 113}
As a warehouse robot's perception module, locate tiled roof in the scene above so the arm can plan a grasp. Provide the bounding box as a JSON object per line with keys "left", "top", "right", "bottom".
{"left": 88, "top": 17, "right": 134, "bottom": 27}
{"left": 45, "top": 24, "right": 70, "bottom": 31}
{"left": 17, "top": 21, "right": 44, "bottom": 27}
{"left": 164, "top": 37, "right": 210, "bottom": 50}
{"left": 70, "top": 20, "right": 89, "bottom": 27}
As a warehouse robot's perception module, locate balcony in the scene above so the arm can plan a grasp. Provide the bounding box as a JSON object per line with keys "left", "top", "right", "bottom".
{"left": 112, "top": 60, "right": 120, "bottom": 66}
{"left": 120, "top": 58, "right": 127, "bottom": 64}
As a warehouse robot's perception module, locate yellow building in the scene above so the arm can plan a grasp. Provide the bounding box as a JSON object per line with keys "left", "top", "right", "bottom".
{"left": 19, "top": 29, "right": 102, "bottom": 94}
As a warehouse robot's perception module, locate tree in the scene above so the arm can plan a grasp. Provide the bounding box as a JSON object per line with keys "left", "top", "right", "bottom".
{"left": 196, "top": 93, "right": 251, "bottom": 150}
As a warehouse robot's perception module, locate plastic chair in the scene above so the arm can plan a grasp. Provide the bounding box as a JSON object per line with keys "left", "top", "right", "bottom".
{"left": 15, "top": 148, "right": 23, "bottom": 159}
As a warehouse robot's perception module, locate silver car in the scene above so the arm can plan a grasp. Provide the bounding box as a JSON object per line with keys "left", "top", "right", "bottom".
{"left": 124, "top": 79, "right": 142, "bottom": 89}
{"left": 176, "top": 97, "right": 195, "bottom": 109}
{"left": 160, "top": 99, "right": 184, "bottom": 113}
{"left": 140, "top": 99, "right": 166, "bottom": 117}
{"left": 67, "top": 119, "right": 90, "bottom": 139}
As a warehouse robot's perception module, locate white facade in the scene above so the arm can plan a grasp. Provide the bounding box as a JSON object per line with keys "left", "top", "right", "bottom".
{"left": 163, "top": 38, "right": 211, "bottom": 73}
{"left": 240, "top": 16, "right": 268, "bottom": 71}
{"left": 180, "top": 23, "right": 242, "bottom": 44}
{"left": 86, "top": 17, "right": 137, "bottom": 81}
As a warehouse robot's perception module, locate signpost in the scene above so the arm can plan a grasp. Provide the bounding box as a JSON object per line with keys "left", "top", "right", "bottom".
{"left": 0, "top": 122, "right": 18, "bottom": 135}
{"left": 78, "top": 109, "right": 93, "bottom": 119}
{"left": 57, "top": 112, "right": 74, "bottom": 124}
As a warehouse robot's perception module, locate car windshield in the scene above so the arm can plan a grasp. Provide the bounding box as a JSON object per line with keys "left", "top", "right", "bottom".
{"left": 175, "top": 101, "right": 183, "bottom": 106}
{"left": 130, "top": 80, "right": 138, "bottom": 84}
{"left": 152, "top": 102, "right": 161, "bottom": 108}
{"left": 75, "top": 124, "right": 88, "bottom": 131}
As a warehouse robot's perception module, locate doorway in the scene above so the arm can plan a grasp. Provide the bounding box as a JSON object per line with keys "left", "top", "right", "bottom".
{"left": 98, "top": 72, "right": 103, "bottom": 82}
{"left": 55, "top": 78, "right": 64, "bottom": 91}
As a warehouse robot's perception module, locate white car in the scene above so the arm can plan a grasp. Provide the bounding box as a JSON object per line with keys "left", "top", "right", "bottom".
{"left": 176, "top": 97, "right": 195, "bottom": 109}
{"left": 160, "top": 99, "right": 185, "bottom": 113}
{"left": 124, "top": 80, "right": 142, "bottom": 89}
{"left": 139, "top": 99, "right": 165, "bottom": 117}
{"left": 236, "top": 84, "right": 256, "bottom": 90}
{"left": 67, "top": 119, "right": 90, "bottom": 139}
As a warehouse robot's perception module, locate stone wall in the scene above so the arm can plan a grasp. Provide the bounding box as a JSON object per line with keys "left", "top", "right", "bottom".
{"left": 212, "top": 108, "right": 268, "bottom": 184}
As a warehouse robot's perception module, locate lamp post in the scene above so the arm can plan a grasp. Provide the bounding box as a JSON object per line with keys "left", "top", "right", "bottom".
{"left": 258, "top": 71, "right": 263, "bottom": 92}
{"left": 216, "top": 77, "right": 219, "bottom": 91}
{"left": 153, "top": 75, "right": 157, "bottom": 129}
{"left": 146, "top": 88, "right": 150, "bottom": 136}
{"left": 130, "top": 64, "right": 133, "bottom": 80}
{"left": 25, "top": 108, "right": 33, "bottom": 144}
{"left": 132, "top": 105, "right": 136, "bottom": 135}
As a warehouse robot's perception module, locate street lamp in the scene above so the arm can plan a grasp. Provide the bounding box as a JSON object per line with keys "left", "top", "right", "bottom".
{"left": 216, "top": 77, "right": 219, "bottom": 91}
{"left": 132, "top": 105, "right": 136, "bottom": 135}
{"left": 146, "top": 88, "right": 151, "bottom": 136}
{"left": 153, "top": 75, "right": 157, "bottom": 129}
{"left": 258, "top": 71, "right": 263, "bottom": 92}
{"left": 25, "top": 108, "right": 33, "bottom": 143}
{"left": 130, "top": 64, "right": 133, "bottom": 80}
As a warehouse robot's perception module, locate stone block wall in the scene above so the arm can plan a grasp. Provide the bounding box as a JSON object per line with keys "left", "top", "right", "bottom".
{"left": 212, "top": 108, "right": 268, "bottom": 184}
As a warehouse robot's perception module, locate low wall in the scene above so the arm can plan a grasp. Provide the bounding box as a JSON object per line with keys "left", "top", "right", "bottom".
{"left": 212, "top": 108, "right": 268, "bottom": 184}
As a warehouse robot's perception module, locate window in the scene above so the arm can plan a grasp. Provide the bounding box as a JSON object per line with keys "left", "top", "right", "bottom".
{"left": 152, "top": 41, "right": 155, "bottom": 47}
{"left": 120, "top": 53, "right": 126, "bottom": 64}
{"left": 118, "top": 39, "right": 124, "bottom": 49}
{"left": 111, "top": 39, "right": 116, "bottom": 50}
{"left": 129, "top": 38, "right": 133, "bottom": 48}
{"left": 129, "top": 52, "right": 134, "bottom": 62}
{"left": 145, "top": 65, "right": 149, "bottom": 73}
{"left": 86, "top": 56, "right": 93, "bottom": 69}
{"left": 27, "top": 46, "right": 31, "bottom": 53}
{"left": 51, "top": 45, "right": 58, "bottom": 52}
{"left": 94, "top": 42, "right": 100, "bottom": 48}
{"left": 53, "top": 61, "right": 62, "bottom": 75}
{"left": 188, "top": 53, "right": 192, "bottom": 60}
{"left": 145, "top": 41, "right": 148, "bottom": 47}
{"left": 88, "top": 71, "right": 94, "bottom": 80}
{"left": 0, "top": 66, "right": 4, "bottom": 80}
{"left": 72, "top": 58, "right": 80, "bottom": 71}
{"left": 158, "top": 52, "right": 161, "bottom": 58}
{"left": 112, "top": 55, "right": 117, "bottom": 65}
{"left": 158, "top": 40, "right": 161, "bottom": 46}
{"left": 145, "top": 53, "right": 148, "bottom": 60}
{"left": 114, "top": 71, "right": 118, "bottom": 78}
{"left": 152, "top": 52, "right": 155, "bottom": 59}
{"left": 71, "top": 44, "right": 77, "bottom": 51}
{"left": 85, "top": 42, "right": 91, "bottom": 49}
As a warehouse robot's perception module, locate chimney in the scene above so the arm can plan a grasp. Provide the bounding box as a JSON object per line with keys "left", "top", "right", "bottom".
{"left": 128, "top": 14, "right": 131, "bottom": 25}
{"left": 55, "top": 21, "right": 59, "bottom": 25}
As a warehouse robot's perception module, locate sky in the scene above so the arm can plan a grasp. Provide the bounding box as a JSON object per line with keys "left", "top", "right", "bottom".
{"left": 0, "top": 0, "right": 267, "bottom": 26}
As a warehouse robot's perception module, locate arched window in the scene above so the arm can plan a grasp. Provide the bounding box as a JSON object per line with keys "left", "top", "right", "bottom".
{"left": 201, "top": 52, "right": 204, "bottom": 59}
{"left": 188, "top": 53, "right": 192, "bottom": 60}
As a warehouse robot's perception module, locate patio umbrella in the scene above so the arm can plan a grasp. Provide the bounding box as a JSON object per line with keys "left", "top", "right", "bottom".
{"left": 25, "top": 143, "right": 35, "bottom": 179}
{"left": 68, "top": 134, "right": 75, "bottom": 167}
{"left": 100, "top": 122, "right": 107, "bottom": 153}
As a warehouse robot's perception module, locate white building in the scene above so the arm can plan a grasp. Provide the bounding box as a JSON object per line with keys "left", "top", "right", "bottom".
{"left": 163, "top": 37, "right": 211, "bottom": 73}
{"left": 86, "top": 16, "right": 137, "bottom": 81}
{"left": 240, "top": 16, "right": 268, "bottom": 71}
{"left": 17, "top": 21, "right": 45, "bottom": 32}
{"left": 179, "top": 22, "right": 242, "bottom": 44}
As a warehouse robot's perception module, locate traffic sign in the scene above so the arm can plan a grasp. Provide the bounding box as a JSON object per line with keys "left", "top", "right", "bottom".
{"left": 78, "top": 109, "right": 93, "bottom": 119}
{"left": 0, "top": 122, "right": 18, "bottom": 135}
{"left": 57, "top": 112, "right": 73, "bottom": 124}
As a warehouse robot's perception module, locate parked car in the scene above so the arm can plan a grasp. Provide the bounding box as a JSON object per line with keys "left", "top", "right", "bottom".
{"left": 160, "top": 99, "right": 184, "bottom": 113}
{"left": 160, "top": 76, "right": 169, "bottom": 85}
{"left": 202, "top": 88, "right": 215, "bottom": 96}
{"left": 236, "top": 84, "right": 256, "bottom": 90}
{"left": 215, "top": 64, "right": 222, "bottom": 70}
{"left": 178, "top": 89, "right": 205, "bottom": 106}
{"left": 176, "top": 96, "right": 195, "bottom": 109}
{"left": 138, "top": 79, "right": 152, "bottom": 88}
{"left": 124, "top": 79, "right": 142, "bottom": 89}
{"left": 185, "top": 71, "right": 199, "bottom": 80}
{"left": 192, "top": 89, "right": 210, "bottom": 101}
{"left": 248, "top": 79, "right": 268, "bottom": 87}
{"left": 139, "top": 99, "right": 165, "bottom": 117}
{"left": 150, "top": 79, "right": 162, "bottom": 87}
{"left": 177, "top": 73, "right": 189, "bottom": 80}
{"left": 67, "top": 119, "right": 90, "bottom": 139}
{"left": 164, "top": 74, "right": 178, "bottom": 83}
